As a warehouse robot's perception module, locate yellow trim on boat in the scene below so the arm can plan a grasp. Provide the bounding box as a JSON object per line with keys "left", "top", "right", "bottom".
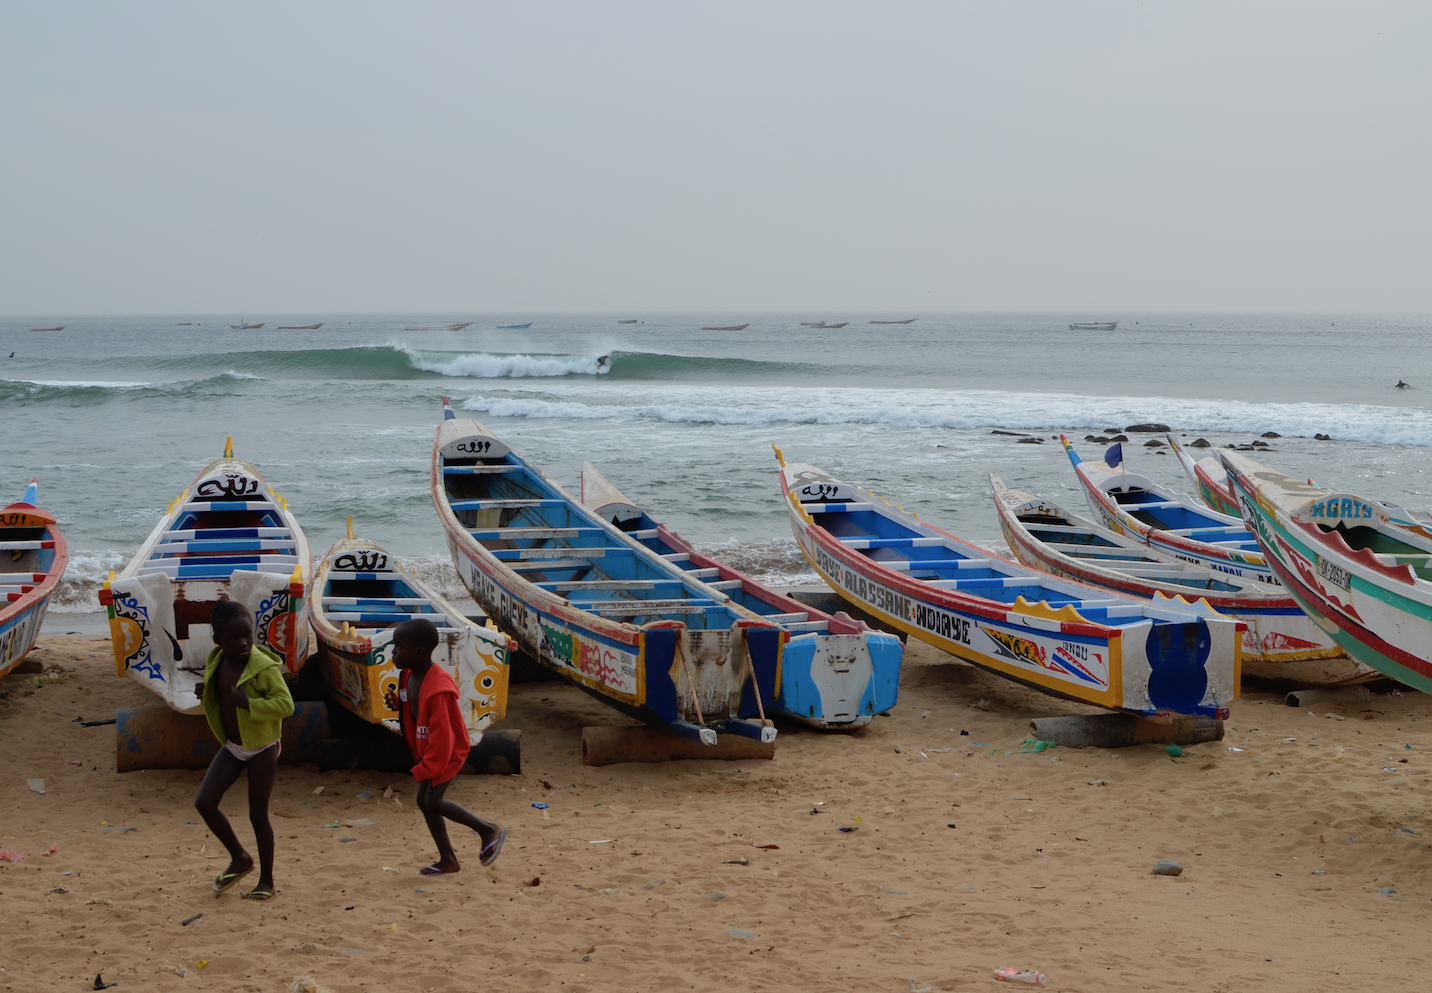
{"left": 1011, "top": 596, "right": 1091, "bottom": 625}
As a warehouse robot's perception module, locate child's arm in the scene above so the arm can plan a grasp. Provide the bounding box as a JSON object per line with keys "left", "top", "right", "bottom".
{"left": 410, "top": 692, "right": 458, "bottom": 783}
{"left": 245, "top": 665, "right": 296, "bottom": 721}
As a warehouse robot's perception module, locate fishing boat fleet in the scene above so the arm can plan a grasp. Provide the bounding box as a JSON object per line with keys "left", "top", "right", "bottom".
{"left": 7, "top": 404, "right": 1429, "bottom": 758}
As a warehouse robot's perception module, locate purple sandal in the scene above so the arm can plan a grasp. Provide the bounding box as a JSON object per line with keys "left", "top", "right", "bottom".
{"left": 479, "top": 827, "right": 508, "bottom": 867}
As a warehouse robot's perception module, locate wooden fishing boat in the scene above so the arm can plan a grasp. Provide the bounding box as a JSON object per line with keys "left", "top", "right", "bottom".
{"left": 618, "top": 320, "right": 639, "bottom": 324}
{"left": 312, "top": 519, "right": 515, "bottom": 736}
{"left": 1167, "top": 435, "right": 1242, "bottom": 518}
{"left": 823, "top": 322, "right": 849, "bottom": 329}
{"left": 991, "top": 474, "right": 1374, "bottom": 685}
{"left": 98, "top": 438, "right": 312, "bottom": 714}
{"left": 1060, "top": 436, "right": 1275, "bottom": 583}
{"left": 28, "top": 326, "right": 65, "bottom": 332}
{"left": 1069, "top": 322, "right": 1117, "bottom": 330}
{"left": 445, "top": 322, "right": 474, "bottom": 331}
{"left": 776, "top": 449, "right": 1239, "bottom": 718}
{"left": 0, "top": 480, "right": 68, "bottom": 679}
{"left": 496, "top": 322, "right": 532, "bottom": 330}
{"left": 702, "top": 323, "right": 749, "bottom": 331}
{"left": 1170, "top": 434, "right": 1432, "bottom": 540}
{"left": 230, "top": 322, "right": 265, "bottom": 330}
{"left": 870, "top": 319, "right": 916, "bottom": 325}
{"left": 800, "top": 322, "right": 827, "bottom": 327}
{"left": 277, "top": 323, "right": 325, "bottom": 330}
{"left": 1223, "top": 449, "right": 1432, "bottom": 693}
{"left": 431, "top": 400, "right": 779, "bottom": 744}
{"left": 579, "top": 463, "right": 904, "bottom": 727}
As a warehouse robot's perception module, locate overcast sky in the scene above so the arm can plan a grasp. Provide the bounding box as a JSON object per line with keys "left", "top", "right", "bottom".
{"left": 2, "top": 3, "right": 1428, "bottom": 314}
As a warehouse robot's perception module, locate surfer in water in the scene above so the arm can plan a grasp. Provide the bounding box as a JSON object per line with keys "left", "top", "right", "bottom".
{"left": 1397, "top": 380, "right": 1410, "bottom": 389}
{"left": 596, "top": 355, "right": 610, "bottom": 371}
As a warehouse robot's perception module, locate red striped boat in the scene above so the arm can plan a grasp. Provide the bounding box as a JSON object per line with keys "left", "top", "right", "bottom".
{"left": 0, "top": 479, "right": 68, "bottom": 678}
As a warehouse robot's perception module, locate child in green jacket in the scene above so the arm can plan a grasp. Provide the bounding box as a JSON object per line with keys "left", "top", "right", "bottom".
{"left": 195, "top": 599, "right": 295, "bottom": 900}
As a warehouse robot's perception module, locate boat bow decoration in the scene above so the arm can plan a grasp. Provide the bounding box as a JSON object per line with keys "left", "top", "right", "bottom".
{"left": 777, "top": 448, "right": 1239, "bottom": 719}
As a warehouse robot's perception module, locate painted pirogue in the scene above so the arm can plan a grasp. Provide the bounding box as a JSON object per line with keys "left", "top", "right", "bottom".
{"left": 0, "top": 479, "right": 68, "bottom": 679}
{"left": 431, "top": 399, "right": 779, "bottom": 745}
{"left": 776, "top": 447, "right": 1240, "bottom": 719}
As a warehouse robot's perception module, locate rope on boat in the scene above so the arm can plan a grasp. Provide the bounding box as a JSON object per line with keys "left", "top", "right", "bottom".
{"left": 741, "top": 630, "right": 770, "bottom": 727}
{"left": 674, "top": 633, "right": 706, "bottom": 728}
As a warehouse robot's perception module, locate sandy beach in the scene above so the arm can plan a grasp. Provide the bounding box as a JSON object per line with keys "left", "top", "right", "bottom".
{"left": 3, "top": 635, "right": 1430, "bottom": 992}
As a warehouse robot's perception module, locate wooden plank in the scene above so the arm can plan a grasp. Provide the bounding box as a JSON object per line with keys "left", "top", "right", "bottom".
{"left": 491, "top": 547, "right": 611, "bottom": 559}
{"left": 582, "top": 725, "right": 775, "bottom": 766}
{"left": 1028, "top": 714, "right": 1223, "bottom": 748}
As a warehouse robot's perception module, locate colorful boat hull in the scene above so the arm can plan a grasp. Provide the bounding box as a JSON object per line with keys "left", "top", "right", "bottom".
{"left": 99, "top": 440, "right": 312, "bottom": 714}
{"left": 777, "top": 450, "right": 1240, "bottom": 718}
{"left": 432, "top": 401, "right": 781, "bottom": 745}
{"left": 0, "top": 480, "right": 68, "bottom": 679}
{"left": 579, "top": 463, "right": 903, "bottom": 727}
{"left": 991, "top": 474, "right": 1374, "bottom": 685}
{"left": 1061, "top": 435, "right": 1274, "bottom": 583}
{"left": 312, "top": 534, "right": 514, "bottom": 737}
{"left": 1223, "top": 451, "right": 1432, "bottom": 694}
{"left": 1167, "top": 435, "right": 1243, "bottom": 518}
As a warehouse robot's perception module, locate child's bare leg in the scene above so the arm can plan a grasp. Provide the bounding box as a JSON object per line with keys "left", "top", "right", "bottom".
{"left": 417, "top": 778, "right": 499, "bottom": 869}
{"left": 245, "top": 745, "right": 279, "bottom": 890}
{"left": 195, "top": 749, "right": 252, "bottom": 876}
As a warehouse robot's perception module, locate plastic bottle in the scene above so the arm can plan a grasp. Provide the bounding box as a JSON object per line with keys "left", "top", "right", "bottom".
{"left": 995, "top": 968, "right": 1047, "bottom": 984}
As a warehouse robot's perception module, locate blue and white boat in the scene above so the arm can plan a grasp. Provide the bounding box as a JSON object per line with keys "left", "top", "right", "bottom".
{"left": 431, "top": 400, "right": 778, "bottom": 745}
{"left": 0, "top": 479, "right": 67, "bottom": 680}
{"left": 579, "top": 463, "right": 903, "bottom": 727}
{"left": 776, "top": 447, "right": 1241, "bottom": 719}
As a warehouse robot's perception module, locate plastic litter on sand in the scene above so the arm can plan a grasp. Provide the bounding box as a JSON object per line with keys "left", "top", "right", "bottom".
{"left": 995, "top": 968, "right": 1047, "bottom": 984}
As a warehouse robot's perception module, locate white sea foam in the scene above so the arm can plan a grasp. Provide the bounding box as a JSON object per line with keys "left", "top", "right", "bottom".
{"left": 461, "top": 385, "right": 1432, "bottom": 448}
{"left": 694, "top": 537, "right": 820, "bottom": 587}
{"left": 406, "top": 349, "right": 609, "bottom": 379}
{"left": 48, "top": 549, "right": 129, "bottom": 613}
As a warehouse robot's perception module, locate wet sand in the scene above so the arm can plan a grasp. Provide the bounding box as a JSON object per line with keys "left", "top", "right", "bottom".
{"left": 3, "top": 636, "right": 1431, "bottom": 992}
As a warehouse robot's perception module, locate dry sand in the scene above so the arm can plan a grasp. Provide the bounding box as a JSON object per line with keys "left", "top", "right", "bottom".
{"left": 3, "top": 635, "right": 1431, "bottom": 992}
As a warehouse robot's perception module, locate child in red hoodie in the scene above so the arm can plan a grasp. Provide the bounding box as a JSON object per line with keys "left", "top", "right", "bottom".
{"left": 391, "top": 618, "right": 506, "bottom": 875}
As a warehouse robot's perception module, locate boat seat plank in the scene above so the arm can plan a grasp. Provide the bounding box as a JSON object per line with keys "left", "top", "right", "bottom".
{"left": 321, "top": 597, "right": 433, "bottom": 607}
{"left": 509, "top": 560, "right": 598, "bottom": 573}
{"left": 152, "top": 538, "right": 296, "bottom": 554}
{"left": 802, "top": 502, "right": 876, "bottom": 514}
{"left": 449, "top": 499, "right": 566, "bottom": 510}
{"left": 179, "top": 501, "right": 276, "bottom": 512}
{"left": 628, "top": 529, "right": 659, "bottom": 538}
{"left": 322, "top": 611, "right": 444, "bottom": 623}
{"left": 140, "top": 563, "right": 299, "bottom": 580}
{"left": 534, "top": 580, "right": 679, "bottom": 591}
{"left": 836, "top": 536, "right": 946, "bottom": 550}
{"left": 0, "top": 540, "right": 55, "bottom": 551}
{"left": 161, "top": 527, "right": 293, "bottom": 540}
{"left": 141, "top": 553, "right": 298, "bottom": 568}
{"left": 661, "top": 553, "right": 691, "bottom": 563}
{"left": 761, "top": 612, "right": 809, "bottom": 623}
{"left": 882, "top": 558, "right": 991, "bottom": 572}
{"left": 705, "top": 580, "right": 744, "bottom": 590}
{"left": 574, "top": 600, "right": 717, "bottom": 614}
{"left": 688, "top": 568, "right": 721, "bottom": 578}
{"left": 926, "top": 576, "right": 1041, "bottom": 590}
{"left": 442, "top": 466, "right": 521, "bottom": 475}
{"left": 470, "top": 527, "right": 605, "bottom": 539}
{"left": 783, "top": 621, "right": 829, "bottom": 633}
{"left": 491, "top": 547, "right": 619, "bottom": 560}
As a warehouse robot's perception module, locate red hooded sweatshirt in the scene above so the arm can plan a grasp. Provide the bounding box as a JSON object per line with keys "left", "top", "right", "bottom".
{"left": 399, "top": 664, "right": 471, "bottom": 785}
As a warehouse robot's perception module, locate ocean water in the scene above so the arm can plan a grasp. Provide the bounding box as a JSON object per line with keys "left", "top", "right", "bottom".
{"left": 5, "top": 312, "right": 1431, "bottom": 619}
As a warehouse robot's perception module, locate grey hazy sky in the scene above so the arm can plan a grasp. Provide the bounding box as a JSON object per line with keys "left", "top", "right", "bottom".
{"left": 2, "top": 2, "right": 1429, "bottom": 314}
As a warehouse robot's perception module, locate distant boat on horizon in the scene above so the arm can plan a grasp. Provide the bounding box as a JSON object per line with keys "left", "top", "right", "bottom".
{"left": 870, "top": 318, "right": 916, "bottom": 325}
{"left": 702, "top": 323, "right": 750, "bottom": 331}
{"left": 445, "top": 322, "right": 473, "bottom": 331}
{"left": 277, "top": 323, "right": 325, "bottom": 330}
{"left": 176, "top": 322, "right": 193, "bottom": 326}
{"left": 822, "top": 322, "right": 849, "bottom": 329}
{"left": 496, "top": 322, "right": 532, "bottom": 330}
{"left": 28, "top": 325, "right": 65, "bottom": 332}
{"left": 1069, "top": 321, "right": 1118, "bottom": 331}
{"left": 231, "top": 315, "right": 265, "bottom": 329}
{"left": 618, "top": 319, "right": 639, "bottom": 324}
{"left": 800, "top": 321, "right": 826, "bottom": 327}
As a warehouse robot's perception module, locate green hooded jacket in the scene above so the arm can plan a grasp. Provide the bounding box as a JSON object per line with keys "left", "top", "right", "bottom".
{"left": 201, "top": 644, "right": 295, "bottom": 751}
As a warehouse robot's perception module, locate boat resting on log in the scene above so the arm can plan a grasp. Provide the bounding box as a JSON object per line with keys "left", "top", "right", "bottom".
{"left": 312, "top": 520, "right": 514, "bottom": 738}
{"left": 776, "top": 448, "right": 1239, "bottom": 718}
{"left": 1060, "top": 436, "right": 1274, "bottom": 583}
{"left": 991, "top": 474, "right": 1373, "bottom": 685}
{"left": 0, "top": 480, "right": 68, "bottom": 679}
{"left": 99, "top": 438, "right": 312, "bottom": 714}
{"left": 431, "top": 400, "right": 779, "bottom": 745}
{"left": 1223, "top": 450, "right": 1432, "bottom": 694}
{"left": 579, "top": 463, "right": 903, "bottom": 727}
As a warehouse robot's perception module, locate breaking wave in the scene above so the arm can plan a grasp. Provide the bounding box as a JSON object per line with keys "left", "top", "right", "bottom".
{"left": 459, "top": 385, "right": 1432, "bottom": 448}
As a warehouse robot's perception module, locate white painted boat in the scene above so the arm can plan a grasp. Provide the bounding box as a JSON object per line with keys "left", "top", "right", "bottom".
{"left": 312, "top": 521, "right": 515, "bottom": 740}
{"left": 100, "top": 438, "right": 312, "bottom": 714}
